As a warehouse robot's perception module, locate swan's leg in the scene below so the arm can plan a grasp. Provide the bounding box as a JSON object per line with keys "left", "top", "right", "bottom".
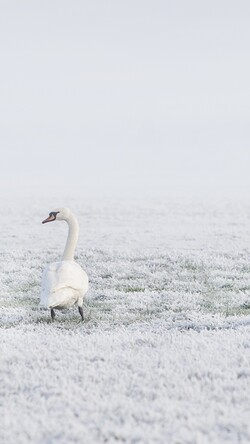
{"left": 78, "top": 306, "right": 84, "bottom": 321}
{"left": 51, "top": 308, "right": 55, "bottom": 321}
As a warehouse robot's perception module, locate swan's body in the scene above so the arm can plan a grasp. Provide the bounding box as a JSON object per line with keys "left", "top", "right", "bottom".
{"left": 40, "top": 208, "right": 88, "bottom": 320}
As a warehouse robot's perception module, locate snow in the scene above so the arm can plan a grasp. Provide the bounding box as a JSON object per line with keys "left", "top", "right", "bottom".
{"left": 1, "top": 196, "right": 250, "bottom": 443}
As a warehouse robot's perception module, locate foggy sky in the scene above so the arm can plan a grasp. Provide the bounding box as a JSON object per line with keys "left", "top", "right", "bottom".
{"left": 0, "top": 0, "right": 250, "bottom": 198}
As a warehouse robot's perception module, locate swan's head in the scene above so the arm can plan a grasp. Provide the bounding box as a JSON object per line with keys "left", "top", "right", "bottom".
{"left": 42, "top": 207, "right": 71, "bottom": 224}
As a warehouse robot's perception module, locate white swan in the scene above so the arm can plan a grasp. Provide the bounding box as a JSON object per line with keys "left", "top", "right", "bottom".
{"left": 40, "top": 208, "right": 88, "bottom": 321}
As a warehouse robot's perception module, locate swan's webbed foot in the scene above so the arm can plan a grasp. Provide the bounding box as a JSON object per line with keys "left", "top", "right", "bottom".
{"left": 50, "top": 308, "right": 56, "bottom": 321}
{"left": 78, "top": 306, "right": 84, "bottom": 321}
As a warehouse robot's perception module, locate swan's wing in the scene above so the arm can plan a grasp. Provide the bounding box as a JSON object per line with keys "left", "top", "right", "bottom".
{"left": 40, "top": 261, "right": 88, "bottom": 308}
{"left": 50, "top": 261, "right": 88, "bottom": 291}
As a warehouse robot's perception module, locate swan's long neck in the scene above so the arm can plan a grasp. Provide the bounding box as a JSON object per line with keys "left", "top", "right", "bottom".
{"left": 63, "top": 213, "right": 79, "bottom": 261}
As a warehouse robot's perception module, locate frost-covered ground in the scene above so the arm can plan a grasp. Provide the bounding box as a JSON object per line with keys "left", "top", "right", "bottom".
{"left": 1, "top": 196, "right": 250, "bottom": 444}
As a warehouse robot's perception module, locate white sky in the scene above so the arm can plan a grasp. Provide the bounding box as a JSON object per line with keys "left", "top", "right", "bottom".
{"left": 0, "top": 0, "right": 250, "bottom": 198}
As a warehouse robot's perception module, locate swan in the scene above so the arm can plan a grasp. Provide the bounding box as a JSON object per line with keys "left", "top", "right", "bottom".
{"left": 40, "top": 207, "right": 88, "bottom": 321}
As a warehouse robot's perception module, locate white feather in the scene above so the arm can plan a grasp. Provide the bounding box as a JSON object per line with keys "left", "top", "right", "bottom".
{"left": 40, "top": 260, "right": 88, "bottom": 309}
{"left": 40, "top": 208, "right": 89, "bottom": 316}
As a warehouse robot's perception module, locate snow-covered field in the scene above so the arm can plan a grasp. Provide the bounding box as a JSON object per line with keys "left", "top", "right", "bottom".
{"left": 1, "top": 196, "right": 250, "bottom": 444}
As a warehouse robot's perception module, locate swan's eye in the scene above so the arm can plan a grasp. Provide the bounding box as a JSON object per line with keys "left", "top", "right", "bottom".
{"left": 49, "top": 211, "right": 60, "bottom": 219}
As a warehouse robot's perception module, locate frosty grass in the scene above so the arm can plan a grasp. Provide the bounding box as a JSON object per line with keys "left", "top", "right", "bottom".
{"left": 1, "top": 196, "right": 250, "bottom": 443}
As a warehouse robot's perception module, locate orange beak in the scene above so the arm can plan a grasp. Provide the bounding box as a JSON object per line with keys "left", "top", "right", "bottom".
{"left": 42, "top": 215, "right": 56, "bottom": 224}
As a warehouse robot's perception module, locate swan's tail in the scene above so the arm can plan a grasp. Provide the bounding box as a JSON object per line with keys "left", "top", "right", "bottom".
{"left": 45, "top": 287, "right": 79, "bottom": 309}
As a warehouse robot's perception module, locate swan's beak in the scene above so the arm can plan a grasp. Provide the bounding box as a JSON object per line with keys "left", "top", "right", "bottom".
{"left": 42, "top": 215, "right": 56, "bottom": 224}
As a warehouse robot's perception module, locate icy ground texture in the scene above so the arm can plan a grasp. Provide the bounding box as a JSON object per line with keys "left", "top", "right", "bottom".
{"left": 1, "top": 197, "right": 250, "bottom": 444}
